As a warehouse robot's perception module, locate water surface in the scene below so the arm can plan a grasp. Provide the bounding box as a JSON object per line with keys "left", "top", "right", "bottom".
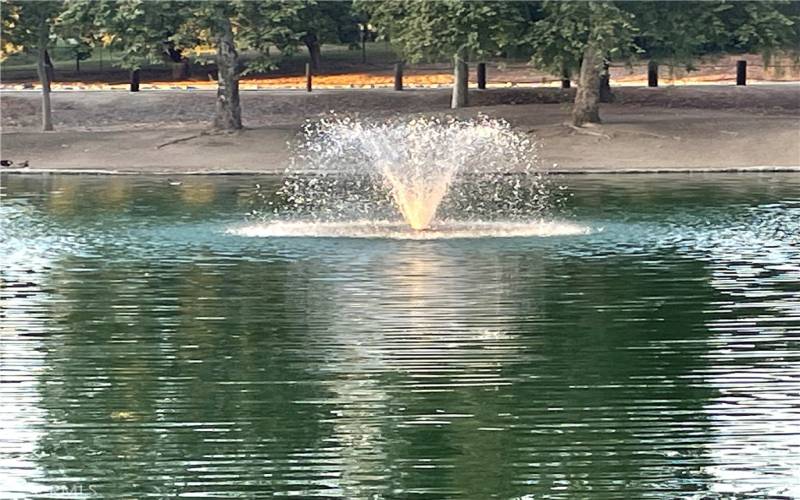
{"left": 1, "top": 173, "right": 799, "bottom": 498}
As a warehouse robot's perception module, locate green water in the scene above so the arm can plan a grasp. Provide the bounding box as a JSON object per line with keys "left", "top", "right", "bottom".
{"left": 1, "top": 173, "right": 799, "bottom": 499}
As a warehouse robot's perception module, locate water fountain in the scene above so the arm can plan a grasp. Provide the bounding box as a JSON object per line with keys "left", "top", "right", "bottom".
{"left": 234, "top": 115, "right": 588, "bottom": 239}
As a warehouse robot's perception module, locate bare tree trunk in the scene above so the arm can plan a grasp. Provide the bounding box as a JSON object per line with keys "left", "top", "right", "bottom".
{"left": 36, "top": 25, "right": 53, "bottom": 132}
{"left": 451, "top": 49, "right": 468, "bottom": 109}
{"left": 212, "top": 15, "right": 241, "bottom": 131}
{"left": 572, "top": 41, "right": 602, "bottom": 127}
{"left": 304, "top": 33, "right": 322, "bottom": 73}
{"left": 44, "top": 49, "right": 55, "bottom": 83}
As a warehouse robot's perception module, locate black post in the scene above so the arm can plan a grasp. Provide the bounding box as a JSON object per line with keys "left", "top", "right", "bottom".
{"left": 305, "top": 62, "right": 312, "bottom": 92}
{"left": 477, "top": 62, "right": 486, "bottom": 90}
{"left": 394, "top": 62, "right": 403, "bottom": 91}
{"left": 76, "top": 55, "right": 80, "bottom": 74}
{"left": 130, "top": 69, "right": 140, "bottom": 92}
{"left": 736, "top": 60, "right": 747, "bottom": 86}
{"left": 361, "top": 28, "right": 367, "bottom": 64}
{"left": 647, "top": 60, "right": 658, "bottom": 87}
{"left": 599, "top": 61, "right": 612, "bottom": 103}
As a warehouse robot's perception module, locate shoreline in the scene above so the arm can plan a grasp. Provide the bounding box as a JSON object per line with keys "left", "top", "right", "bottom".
{"left": 2, "top": 86, "right": 799, "bottom": 174}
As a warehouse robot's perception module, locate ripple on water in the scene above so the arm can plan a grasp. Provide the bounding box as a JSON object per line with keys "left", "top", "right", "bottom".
{"left": 2, "top": 173, "right": 800, "bottom": 499}
{"left": 228, "top": 219, "right": 591, "bottom": 240}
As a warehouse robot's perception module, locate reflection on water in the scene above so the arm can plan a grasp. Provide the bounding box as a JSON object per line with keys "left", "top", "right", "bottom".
{"left": 1, "top": 173, "right": 799, "bottom": 498}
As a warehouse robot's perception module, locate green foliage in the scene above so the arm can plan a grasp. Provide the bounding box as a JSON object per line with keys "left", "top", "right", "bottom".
{"left": 526, "top": 0, "right": 798, "bottom": 75}
{"left": 3, "top": 0, "right": 798, "bottom": 78}
{"left": 236, "top": 1, "right": 360, "bottom": 72}
{"left": 277, "top": 0, "right": 358, "bottom": 49}
{"left": 233, "top": 0, "right": 306, "bottom": 73}
{"left": 1, "top": 0, "right": 62, "bottom": 58}
{"left": 54, "top": 1, "right": 361, "bottom": 74}
{"left": 626, "top": 1, "right": 798, "bottom": 65}
{"left": 59, "top": 0, "right": 198, "bottom": 71}
{"left": 358, "top": 0, "right": 525, "bottom": 62}
{"left": 526, "top": 1, "right": 638, "bottom": 76}
{"left": 716, "top": 1, "right": 797, "bottom": 64}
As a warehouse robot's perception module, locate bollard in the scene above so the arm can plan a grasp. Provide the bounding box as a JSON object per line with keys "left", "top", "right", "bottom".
{"left": 736, "top": 60, "right": 747, "bottom": 86}
{"left": 394, "top": 62, "right": 403, "bottom": 91}
{"left": 305, "top": 62, "right": 312, "bottom": 92}
{"left": 477, "top": 63, "right": 486, "bottom": 90}
{"left": 561, "top": 78, "right": 570, "bottom": 89}
{"left": 647, "top": 60, "right": 658, "bottom": 87}
{"left": 361, "top": 29, "right": 367, "bottom": 64}
{"left": 130, "top": 69, "right": 140, "bottom": 92}
{"left": 451, "top": 53, "right": 468, "bottom": 108}
{"left": 599, "top": 62, "right": 612, "bottom": 103}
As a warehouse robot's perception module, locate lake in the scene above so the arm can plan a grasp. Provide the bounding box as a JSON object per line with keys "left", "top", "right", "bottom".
{"left": 1, "top": 173, "right": 799, "bottom": 498}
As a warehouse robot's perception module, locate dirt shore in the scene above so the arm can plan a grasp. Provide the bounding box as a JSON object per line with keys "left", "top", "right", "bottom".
{"left": 1, "top": 85, "right": 798, "bottom": 173}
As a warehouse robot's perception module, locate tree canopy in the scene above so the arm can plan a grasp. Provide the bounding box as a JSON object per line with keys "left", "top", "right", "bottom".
{"left": 358, "top": 0, "right": 525, "bottom": 63}
{"left": 2, "top": 0, "right": 798, "bottom": 130}
{"left": 1, "top": 0, "right": 62, "bottom": 59}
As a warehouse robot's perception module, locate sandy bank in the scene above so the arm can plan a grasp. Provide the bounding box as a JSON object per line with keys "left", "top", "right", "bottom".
{"left": 1, "top": 86, "right": 798, "bottom": 174}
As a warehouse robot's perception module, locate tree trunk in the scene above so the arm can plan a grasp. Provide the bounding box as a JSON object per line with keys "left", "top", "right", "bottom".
{"left": 44, "top": 49, "right": 55, "bottom": 83}
{"left": 451, "top": 50, "right": 468, "bottom": 109}
{"left": 212, "top": 15, "right": 242, "bottom": 131}
{"left": 304, "top": 34, "right": 322, "bottom": 73}
{"left": 572, "top": 41, "right": 602, "bottom": 127}
{"left": 36, "top": 26, "right": 53, "bottom": 132}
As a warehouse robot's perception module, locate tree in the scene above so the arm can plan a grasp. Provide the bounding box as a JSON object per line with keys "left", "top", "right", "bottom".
{"left": 627, "top": 1, "right": 799, "bottom": 66}
{"left": 233, "top": 0, "right": 304, "bottom": 74}
{"left": 358, "top": 0, "right": 524, "bottom": 108}
{"left": 287, "top": 1, "right": 359, "bottom": 73}
{"left": 526, "top": 1, "right": 636, "bottom": 126}
{"left": 236, "top": 1, "right": 359, "bottom": 74}
{"left": 64, "top": 0, "right": 242, "bottom": 130}
{"left": 169, "top": 1, "right": 242, "bottom": 130}
{"left": 61, "top": 0, "right": 197, "bottom": 84}
{"left": 1, "top": 0, "right": 63, "bottom": 131}
{"left": 206, "top": 3, "right": 241, "bottom": 131}
{"left": 529, "top": 1, "right": 799, "bottom": 127}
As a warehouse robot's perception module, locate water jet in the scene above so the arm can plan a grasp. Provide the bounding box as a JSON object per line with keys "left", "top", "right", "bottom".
{"left": 242, "top": 115, "right": 581, "bottom": 239}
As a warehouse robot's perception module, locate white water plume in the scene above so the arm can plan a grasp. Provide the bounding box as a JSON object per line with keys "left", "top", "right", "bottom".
{"left": 240, "top": 115, "right": 582, "bottom": 239}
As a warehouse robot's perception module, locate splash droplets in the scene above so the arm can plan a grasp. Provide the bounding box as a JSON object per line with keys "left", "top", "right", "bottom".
{"left": 244, "top": 115, "right": 576, "bottom": 238}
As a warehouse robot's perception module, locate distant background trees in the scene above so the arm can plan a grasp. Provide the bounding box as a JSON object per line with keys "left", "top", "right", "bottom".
{"left": 2, "top": 1, "right": 63, "bottom": 130}
{"left": 2, "top": 0, "right": 798, "bottom": 132}
{"left": 356, "top": 0, "right": 525, "bottom": 108}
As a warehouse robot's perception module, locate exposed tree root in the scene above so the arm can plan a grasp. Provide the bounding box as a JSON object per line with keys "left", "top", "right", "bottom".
{"left": 155, "top": 131, "right": 209, "bottom": 149}
{"left": 565, "top": 123, "right": 611, "bottom": 140}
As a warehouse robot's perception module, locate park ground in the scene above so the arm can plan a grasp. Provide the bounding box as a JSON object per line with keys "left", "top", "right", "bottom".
{"left": 1, "top": 84, "right": 799, "bottom": 173}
